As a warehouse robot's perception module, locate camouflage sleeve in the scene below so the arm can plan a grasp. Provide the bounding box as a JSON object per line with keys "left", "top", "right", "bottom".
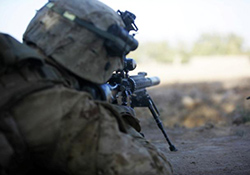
{"left": 11, "top": 86, "right": 173, "bottom": 175}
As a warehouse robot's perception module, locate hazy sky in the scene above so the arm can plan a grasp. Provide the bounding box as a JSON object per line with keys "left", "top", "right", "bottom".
{"left": 0, "top": 0, "right": 249, "bottom": 47}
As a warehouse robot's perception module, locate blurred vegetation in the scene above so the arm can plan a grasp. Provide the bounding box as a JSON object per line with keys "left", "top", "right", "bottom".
{"left": 129, "top": 33, "right": 250, "bottom": 64}
{"left": 192, "top": 33, "right": 244, "bottom": 55}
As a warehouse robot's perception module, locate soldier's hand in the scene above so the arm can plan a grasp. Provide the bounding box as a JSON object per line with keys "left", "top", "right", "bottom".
{"left": 112, "top": 105, "right": 135, "bottom": 117}
{"left": 112, "top": 105, "right": 141, "bottom": 132}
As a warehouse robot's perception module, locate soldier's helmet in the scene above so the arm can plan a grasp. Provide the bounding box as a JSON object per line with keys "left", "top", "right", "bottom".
{"left": 23, "top": 0, "right": 138, "bottom": 84}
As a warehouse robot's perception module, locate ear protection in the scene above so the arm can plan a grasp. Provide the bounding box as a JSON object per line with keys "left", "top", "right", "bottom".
{"left": 46, "top": 2, "right": 138, "bottom": 57}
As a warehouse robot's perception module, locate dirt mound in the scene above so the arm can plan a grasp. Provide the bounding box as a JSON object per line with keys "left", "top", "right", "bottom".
{"left": 136, "top": 78, "right": 250, "bottom": 128}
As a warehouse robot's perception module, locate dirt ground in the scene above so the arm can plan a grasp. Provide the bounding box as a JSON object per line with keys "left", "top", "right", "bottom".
{"left": 142, "top": 124, "right": 250, "bottom": 175}
{"left": 135, "top": 77, "right": 250, "bottom": 175}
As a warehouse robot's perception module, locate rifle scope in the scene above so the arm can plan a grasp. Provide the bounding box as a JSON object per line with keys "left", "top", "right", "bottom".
{"left": 128, "top": 72, "right": 160, "bottom": 92}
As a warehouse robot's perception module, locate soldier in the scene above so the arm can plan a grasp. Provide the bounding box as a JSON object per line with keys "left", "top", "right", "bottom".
{"left": 0, "top": 0, "right": 173, "bottom": 174}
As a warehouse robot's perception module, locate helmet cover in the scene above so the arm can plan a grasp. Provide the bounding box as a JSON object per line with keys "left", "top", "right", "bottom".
{"left": 24, "top": 0, "right": 126, "bottom": 84}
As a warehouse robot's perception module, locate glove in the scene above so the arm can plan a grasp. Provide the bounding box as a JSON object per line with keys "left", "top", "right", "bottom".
{"left": 112, "top": 105, "right": 141, "bottom": 132}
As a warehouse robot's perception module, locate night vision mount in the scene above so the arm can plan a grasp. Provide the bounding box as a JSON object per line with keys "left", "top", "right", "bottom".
{"left": 117, "top": 10, "right": 138, "bottom": 32}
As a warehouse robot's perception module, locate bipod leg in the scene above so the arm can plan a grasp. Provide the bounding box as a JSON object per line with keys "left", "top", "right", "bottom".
{"left": 148, "top": 98, "right": 177, "bottom": 152}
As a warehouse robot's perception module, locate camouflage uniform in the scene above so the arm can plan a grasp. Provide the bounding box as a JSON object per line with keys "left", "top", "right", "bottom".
{"left": 0, "top": 0, "right": 173, "bottom": 174}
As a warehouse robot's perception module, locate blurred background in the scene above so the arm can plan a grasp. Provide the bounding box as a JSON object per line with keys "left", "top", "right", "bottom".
{"left": 1, "top": 0, "right": 250, "bottom": 128}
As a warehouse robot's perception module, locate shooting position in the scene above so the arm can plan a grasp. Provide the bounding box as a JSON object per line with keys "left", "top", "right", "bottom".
{"left": 0, "top": 0, "right": 174, "bottom": 174}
